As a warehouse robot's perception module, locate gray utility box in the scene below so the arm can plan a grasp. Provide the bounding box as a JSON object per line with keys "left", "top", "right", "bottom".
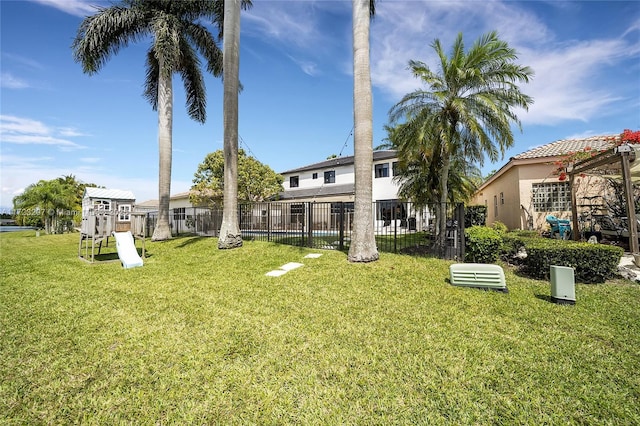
{"left": 550, "top": 265, "right": 575, "bottom": 305}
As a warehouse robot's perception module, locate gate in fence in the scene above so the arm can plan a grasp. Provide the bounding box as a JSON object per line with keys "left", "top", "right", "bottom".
{"left": 145, "top": 201, "right": 465, "bottom": 259}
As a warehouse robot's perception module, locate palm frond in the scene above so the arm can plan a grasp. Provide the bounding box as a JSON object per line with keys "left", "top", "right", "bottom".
{"left": 72, "top": 5, "right": 150, "bottom": 74}
{"left": 177, "top": 38, "right": 207, "bottom": 122}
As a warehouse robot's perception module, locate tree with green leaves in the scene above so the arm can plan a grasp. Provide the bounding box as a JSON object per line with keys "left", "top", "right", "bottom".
{"left": 191, "top": 149, "right": 283, "bottom": 206}
{"left": 13, "top": 176, "right": 101, "bottom": 231}
{"left": 389, "top": 31, "right": 533, "bottom": 246}
{"left": 73, "top": 0, "right": 250, "bottom": 241}
{"left": 383, "top": 123, "right": 481, "bottom": 220}
{"left": 348, "top": 0, "right": 379, "bottom": 263}
{"left": 13, "top": 179, "right": 75, "bottom": 233}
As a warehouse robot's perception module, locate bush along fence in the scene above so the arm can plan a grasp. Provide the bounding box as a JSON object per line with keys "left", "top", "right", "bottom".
{"left": 145, "top": 201, "right": 466, "bottom": 259}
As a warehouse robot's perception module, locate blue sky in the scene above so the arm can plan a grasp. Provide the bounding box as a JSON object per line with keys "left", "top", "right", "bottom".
{"left": 1, "top": 0, "right": 639, "bottom": 208}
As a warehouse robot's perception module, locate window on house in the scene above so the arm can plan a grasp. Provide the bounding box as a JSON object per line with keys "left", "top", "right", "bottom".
{"left": 324, "top": 170, "right": 335, "bottom": 184}
{"left": 118, "top": 204, "right": 131, "bottom": 222}
{"left": 331, "top": 202, "right": 354, "bottom": 214}
{"left": 93, "top": 199, "right": 111, "bottom": 211}
{"left": 290, "top": 176, "right": 299, "bottom": 188}
{"left": 376, "top": 199, "right": 407, "bottom": 222}
{"left": 392, "top": 161, "right": 398, "bottom": 176}
{"left": 312, "top": 173, "right": 318, "bottom": 179}
{"left": 173, "top": 207, "right": 186, "bottom": 220}
{"left": 494, "top": 195, "right": 498, "bottom": 217}
{"left": 500, "top": 192, "right": 504, "bottom": 205}
{"left": 375, "top": 163, "right": 389, "bottom": 178}
{"left": 290, "top": 203, "right": 304, "bottom": 225}
{"left": 532, "top": 182, "right": 571, "bottom": 212}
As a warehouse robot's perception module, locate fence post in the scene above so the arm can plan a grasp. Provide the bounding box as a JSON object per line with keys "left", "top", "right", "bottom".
{"left": 457, "top": 203, "right": 465, "bottom": 260}
{"left": 267, "top": 203, "right": 272, "bottom": 242}
{"left": 393, "top": 210, "right": 398, "bottom": 253}
{"left": 302, "top": 201, "right": 313, "bottom": 247}
{"left": 306, "top": 202, "right": 313, "bottom": 248}
{"left": 339, "top": 202, "right": 345, "bottom": 251}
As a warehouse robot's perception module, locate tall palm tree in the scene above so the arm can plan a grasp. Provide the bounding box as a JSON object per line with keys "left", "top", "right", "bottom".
{"left": 389, "top": 31, "right": 533, "bottom": 246}
{"left": 218, "top": 0, "right": 242, "bottom": 249}
{"left": 386, "top": 123, "right": 480, "bottom": 209}
{"left": 13, "top": 179, "right": 75, "bottom": 233}
{"left": 348, "top": 0, "right": 379, "bottom": 263}
{"left": 72, "top": 0, "right": 244, "bottom": 241}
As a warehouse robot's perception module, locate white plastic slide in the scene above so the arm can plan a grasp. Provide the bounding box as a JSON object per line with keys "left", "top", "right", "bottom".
{"left": 112, "top": 231, "right": 144, "bottom": 269}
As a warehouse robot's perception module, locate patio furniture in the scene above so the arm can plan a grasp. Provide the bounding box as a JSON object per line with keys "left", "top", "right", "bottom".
{"left": 591, "top": 214, "right": 628, "bottom": 240}
{"left": 546, "top": 215, "right": 571, "bottom": 239}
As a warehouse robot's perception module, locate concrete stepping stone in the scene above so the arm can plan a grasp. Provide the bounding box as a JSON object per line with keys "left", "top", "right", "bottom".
{"left": 280, "top": 262, "right": 304, "bottom": 271}
{"left": 304, "top": 253, "right": 323, "bottom": 259}
{"left": 265, "top": 262, "right": 304, "bottom": 277}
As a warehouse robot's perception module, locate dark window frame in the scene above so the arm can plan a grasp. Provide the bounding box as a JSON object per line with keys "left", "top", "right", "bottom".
{"left": 289, "top": 176, "right": 299, "bottom": 188}
{"left": 375, "top": 163, "right": 389, "bottom": 178}
{"left": 324, "top": 170, "right": 336, "bottom": 184}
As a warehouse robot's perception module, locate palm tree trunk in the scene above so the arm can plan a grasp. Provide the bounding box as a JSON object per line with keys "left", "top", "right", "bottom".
{"left": 218, "top": 0, "right": 242, "bottom": 249}
{"left": 348, "top": 0, "right": 379, "bottom": 263}
{"left": 152, "top": 59, "right": 173, "bottom": 241}
{"left": 437, "top": 146, "right": 451, "bottom": 249}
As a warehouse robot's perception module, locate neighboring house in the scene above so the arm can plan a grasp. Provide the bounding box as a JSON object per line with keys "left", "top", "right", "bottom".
{"left": 472, "top": 135, "right": 620, "bottom": 231}
{"left": 280, "top": 150, "right": 401, "bottom": 203}
{"left": 280, "top": 150, "right": 431, "bottom": 231}
{"left": 134, "top": 199, "right": 159, "bottom": 213}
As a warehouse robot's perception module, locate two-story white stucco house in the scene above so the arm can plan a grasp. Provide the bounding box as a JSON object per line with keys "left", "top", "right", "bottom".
{"left": 279, "top": 150, "right": 431, "bottom": 232}
{"left": 279, "top": 150, "right": 401, "bottom": 203}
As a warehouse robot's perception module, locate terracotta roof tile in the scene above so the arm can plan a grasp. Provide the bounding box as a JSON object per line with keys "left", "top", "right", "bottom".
{"left": 513, "top": 135, "right": 620, "bottom": 160}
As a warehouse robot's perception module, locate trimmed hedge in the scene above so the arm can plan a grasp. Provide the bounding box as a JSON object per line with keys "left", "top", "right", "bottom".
{"left": 466, "top": 229, "right": 623, "bottom": 283}
{"left": 465, "top": 205, "right": 487, "bottom": 227}
{"left": 465, "top": 226, "right": 503, "bottom": 263}
{"left": 520, "top": 238, "right": 623, "bottom": 283}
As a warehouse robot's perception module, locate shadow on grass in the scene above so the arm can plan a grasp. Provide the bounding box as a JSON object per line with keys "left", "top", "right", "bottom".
{"left": 535, "top": 294, "right": 555, "bottom": 303}
{"left": 175, "top": 236, "right": 209, "bottom": 248}
{"left": 92, "top": 252, "right": 120, "bottom": 262}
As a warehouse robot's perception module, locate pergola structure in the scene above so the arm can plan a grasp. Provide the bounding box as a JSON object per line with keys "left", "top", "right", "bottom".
{"left": 568, "top": 143, "right": 639, "bottom": 255}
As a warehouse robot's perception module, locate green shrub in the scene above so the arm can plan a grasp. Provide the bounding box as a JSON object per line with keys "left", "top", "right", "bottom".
{"left": 521, "top": 239, "right": 623, "bottom": 283}
{"left": 465, "top": 226, "right": 503, "bottom": 263}
{"left": 491, "top": 221, "right": 508, "bottom": 234}
{"left": 464, "top": 205, "right": 487, "bottom": 227}
{"left": 500, "top": 231, "right": 542, "bottom": 263}
{"left": 508, "top": 230, "right": 540, "bottom": 238}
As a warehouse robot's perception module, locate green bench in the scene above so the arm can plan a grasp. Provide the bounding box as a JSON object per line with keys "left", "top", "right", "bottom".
{"left": 449, "top": 263, "right": 508, "bottom": 292}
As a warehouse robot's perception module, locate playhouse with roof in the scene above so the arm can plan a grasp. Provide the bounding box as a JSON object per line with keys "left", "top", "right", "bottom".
{"left": 79, "top": 187, "right": 146, "bottom": 262}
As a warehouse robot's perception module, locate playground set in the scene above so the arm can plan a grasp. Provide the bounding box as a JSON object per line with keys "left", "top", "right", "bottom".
{"left": 78, "top": 188, "right": 146, "bottom": 268}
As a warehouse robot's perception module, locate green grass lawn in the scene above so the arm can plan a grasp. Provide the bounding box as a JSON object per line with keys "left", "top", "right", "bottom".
{"left": 1, "top": 231, "right": 639, "bottom": 424}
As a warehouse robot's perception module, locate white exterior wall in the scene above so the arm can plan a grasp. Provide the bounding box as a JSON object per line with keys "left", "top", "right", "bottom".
{"left": 169, "top": 196, "right": 193, "bottom": 210}
{"left": 282, "top": 164, "right": 354, "bottom": 190}
{"left": 372, "top": 158, "right": 401, "bottom": 201}
{"left": 282, "top": 156, "right": 402, "bottom": 203}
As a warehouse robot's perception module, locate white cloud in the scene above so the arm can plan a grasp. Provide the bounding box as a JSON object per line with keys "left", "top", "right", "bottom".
{"left": 0, "top": 115, "right": 85, "bottom": 149}
{"left": 287, "top": 55, "right": 319, "bottom": 76}
{"left": 243, "top": 0, "right": 350, "bottom": 75}
{"left": 0, "top": 153, "right": 190, "bottom": 207}
{"left": 2, "top": 53, "right": 45, "bottom": 70}
{"left": 58, "top": 127, "right": 91, "bottom": 138}
{"left": 1, "top": 72, "right": 30, "bottom": 89}
{"left": 367, "top": 1, "right": 638, "bottom": 125}
{"left": 244, "top": 3, "right": 319, "bottom": 48}
{"left": 515, "top": 39, "right": 630, "bottom": 124}
{"left": 28, "top": 0, "right": 102, "bottom": 17}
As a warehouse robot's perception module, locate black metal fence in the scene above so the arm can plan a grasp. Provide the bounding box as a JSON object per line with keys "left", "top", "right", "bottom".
{"left": 146, "top": 201, "right": 465, "bottom": 259}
